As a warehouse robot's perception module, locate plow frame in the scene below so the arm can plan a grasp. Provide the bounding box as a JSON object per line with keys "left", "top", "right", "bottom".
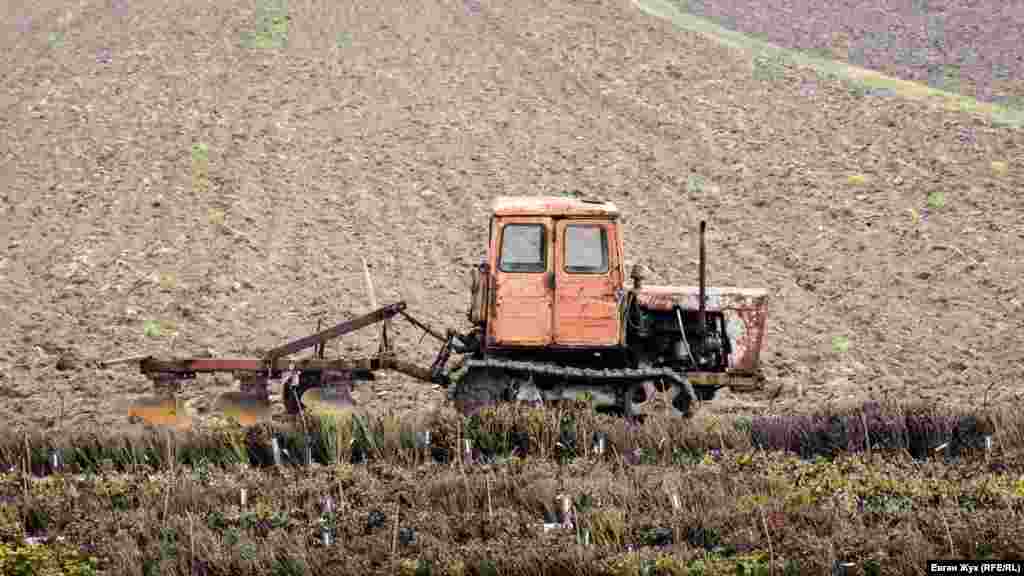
{"left": 104, "top": 301, "right": 462, "bottom": 417}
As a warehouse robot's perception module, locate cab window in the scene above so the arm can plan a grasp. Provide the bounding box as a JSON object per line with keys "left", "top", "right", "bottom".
{"left": 499, "top": 224, "right": 546, "bottom": 273}
{"left": 564, "top": 225, "right": 608, "bottom": 274}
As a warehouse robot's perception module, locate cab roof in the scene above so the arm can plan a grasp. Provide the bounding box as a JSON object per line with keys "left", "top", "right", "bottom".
{"left": 491, "top": 196, "right": 619, "bottom": 218}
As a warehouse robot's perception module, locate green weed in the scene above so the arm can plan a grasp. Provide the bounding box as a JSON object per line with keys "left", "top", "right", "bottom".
{"left": 0, "top": 542, "right": 98, "bottom": 576}
{"left": 243, "top": 0, "right": 289, "bottom": 50}
{"left": 478, "top": 559, "right": 499, "bottom": 576}
{"left": 752, "top": 53, "right": 785, "bottom": 82}
{"left": 47, "top": 31, "right": 65, "bottom": 49}
{"left": 803, "top": 46, "right": 835, "bottom": 60}
{"left": 735, "top": 555, "right": 771, "bottom": 576}
{"left": 191, "top": 142, "right": 210, "bottom": 194}
{"left": 927, "top": 191, "right": 946, "bottom": 210}
{"left": 190, "top": 142, "right": 209, "bottom": 164}
{"left": 142, "top": 320, "right": 162, "bottom": 338}
{"left": 862, "top": 493, "right": 913, "bottom": 515}
{"left": 831, "top": 335, "right": 850, "bottom": 353}
{"left": 686, "top": 174, "right": 706, "bottom": 195}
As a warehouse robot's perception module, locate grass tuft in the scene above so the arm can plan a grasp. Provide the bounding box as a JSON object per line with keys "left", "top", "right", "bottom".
{"left": 243, "top": 0, "right": 289, "bottom": 50}
{"left": 142, "top": 320, "right": 161, "bottom": 338}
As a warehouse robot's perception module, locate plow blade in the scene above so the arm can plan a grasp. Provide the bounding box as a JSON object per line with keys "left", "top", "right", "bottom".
{"left": 299, "top": 382, "right": 355, "bottom": 417}
{"left": 213, "top": 373, "right": 273, "bottom": 426}
{"left": 212, "top": 391, "right": 273, "bottom": 426}
{"left": 126, "top": 395, "right": 194, "bottom": 430}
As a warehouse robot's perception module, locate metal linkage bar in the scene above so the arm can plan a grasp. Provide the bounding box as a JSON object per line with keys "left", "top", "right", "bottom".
{"left": 140, "top": 356, "right": 388, "bottom": 375}
{"left": 397, "top": 310, "right": 449, "bottom": 344}
{"left": 263, "top": 302, "right": 406, "bottom": 362}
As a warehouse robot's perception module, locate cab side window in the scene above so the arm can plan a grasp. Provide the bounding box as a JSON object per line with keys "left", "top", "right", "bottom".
{"left": 565, "top": 225, "right": 608, "bottom": 274}
{"left": 499, "top": 224, "right": 546, "bottom": 273}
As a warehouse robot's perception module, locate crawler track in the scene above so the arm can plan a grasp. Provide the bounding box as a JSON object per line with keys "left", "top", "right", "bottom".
{"left": 452, "top": 358, "right": 700, "bottom": 417}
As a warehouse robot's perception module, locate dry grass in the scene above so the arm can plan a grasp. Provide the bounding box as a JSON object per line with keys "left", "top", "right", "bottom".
{"left": 2, "top": 443, "right": 1022, "bottom": 575}
{"left": 0, "top": 399, "right": 1018, "bottom": 475}
{"left": 0, "top": 400, "right": 1021, "bottom": 574}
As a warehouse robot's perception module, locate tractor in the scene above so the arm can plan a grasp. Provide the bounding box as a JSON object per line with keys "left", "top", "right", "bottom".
{"left": 107, "top": 196, "right": 767, "bottom": 427}
{"left": 453, "top": 195, "right": 767, "bottom": 417}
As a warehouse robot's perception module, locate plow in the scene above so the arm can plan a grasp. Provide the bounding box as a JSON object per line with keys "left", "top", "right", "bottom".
{"left": 104, "top": 301, "right": 465, "bottom": 428}
{"left": 103, "top": 196, "right": 770, "bottom": 429}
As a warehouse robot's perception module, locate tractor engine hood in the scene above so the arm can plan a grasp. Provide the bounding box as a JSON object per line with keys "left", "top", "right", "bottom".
{"left": 633, "top": 285, "right": 769, "bottom": 374}
{"left": 634, "top": 285, "right": 768, "bottom": 313}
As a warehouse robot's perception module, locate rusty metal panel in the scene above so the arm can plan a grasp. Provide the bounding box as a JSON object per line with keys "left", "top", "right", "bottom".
{"left": 635, "top": 285, "right": 767, "bottom": 312}
{"left": 491, "top": 196, "right": 619, "bottom": 218}
{"left": 490, "top": 274, "right": 553, "bottom": 345}
{"left": 636, "top": 285, "right": 768, "bottom": 374}
{"left": 553, "top": 220, "right": 623, "bottom": 346}
{"left": 553, "top": 277, "right": 620, "bottom": 345}
{"left": 614, "top": 223, "right": 627, "bottom": 345}
{"left": 487, "top": 217, "right": 554, "bottom": 346}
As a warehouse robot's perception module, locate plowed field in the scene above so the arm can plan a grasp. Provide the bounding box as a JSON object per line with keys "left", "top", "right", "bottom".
{"left": 1, "top": 0, "right": 1022, "bottom": 430}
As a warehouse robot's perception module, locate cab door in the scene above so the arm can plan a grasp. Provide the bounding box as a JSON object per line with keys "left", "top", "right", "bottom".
{"left": 553, "top": 220, "right": 622, "bottom": 346}
{"left": 488, "top": 217, "right": 555, "bottom": 346}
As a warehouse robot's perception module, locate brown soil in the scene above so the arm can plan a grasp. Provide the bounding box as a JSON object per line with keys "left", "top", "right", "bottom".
{"left": 1, "top": 0, "right": 1022, "bottom": 431}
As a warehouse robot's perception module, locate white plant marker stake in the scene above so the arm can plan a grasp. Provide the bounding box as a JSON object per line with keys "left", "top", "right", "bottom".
{"left": 559, "top": 494, "right": 572, "bottom": 527}
{"left": 271, "top": 437, "right": 282, "bottom": 467}
{"left": 321, "top": 496, "right": 335, "bottom": 546}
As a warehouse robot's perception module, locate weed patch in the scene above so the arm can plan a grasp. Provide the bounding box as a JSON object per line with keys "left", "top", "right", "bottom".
{"left": 752, "top": 53, "right": 786, "bottom": 82}
{"left": 242, "top": 0, "right": 289, "bottom": 50}
{"left": 0, "top": 541, "right": 98, "bottom": 576}
{"left": 47, "top": 31, "right": 65, "bottom": 50}
{"left": 191, "top": 143, "right": 210, "bottom": 194}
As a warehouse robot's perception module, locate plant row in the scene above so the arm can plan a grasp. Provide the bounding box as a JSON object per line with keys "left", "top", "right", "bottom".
{"left": 0, "top": 400, "right": 1018, "bottom": 476}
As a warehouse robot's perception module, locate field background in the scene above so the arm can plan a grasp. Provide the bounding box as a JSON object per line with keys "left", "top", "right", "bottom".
{"left": 1, "top": 0, "right": 1023, "bottom": 573}
{"left": 2, "top": 0, "right": 1021, "bottom": 431}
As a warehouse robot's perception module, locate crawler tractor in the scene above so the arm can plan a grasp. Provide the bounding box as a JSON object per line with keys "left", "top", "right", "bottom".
{"left": 108, "top": 196, "right": 768, "bottom": 427}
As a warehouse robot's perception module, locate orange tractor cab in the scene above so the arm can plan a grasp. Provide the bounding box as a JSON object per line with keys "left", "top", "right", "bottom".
{"left": 479, "top": 196, "right": 625, "bottom": 348}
